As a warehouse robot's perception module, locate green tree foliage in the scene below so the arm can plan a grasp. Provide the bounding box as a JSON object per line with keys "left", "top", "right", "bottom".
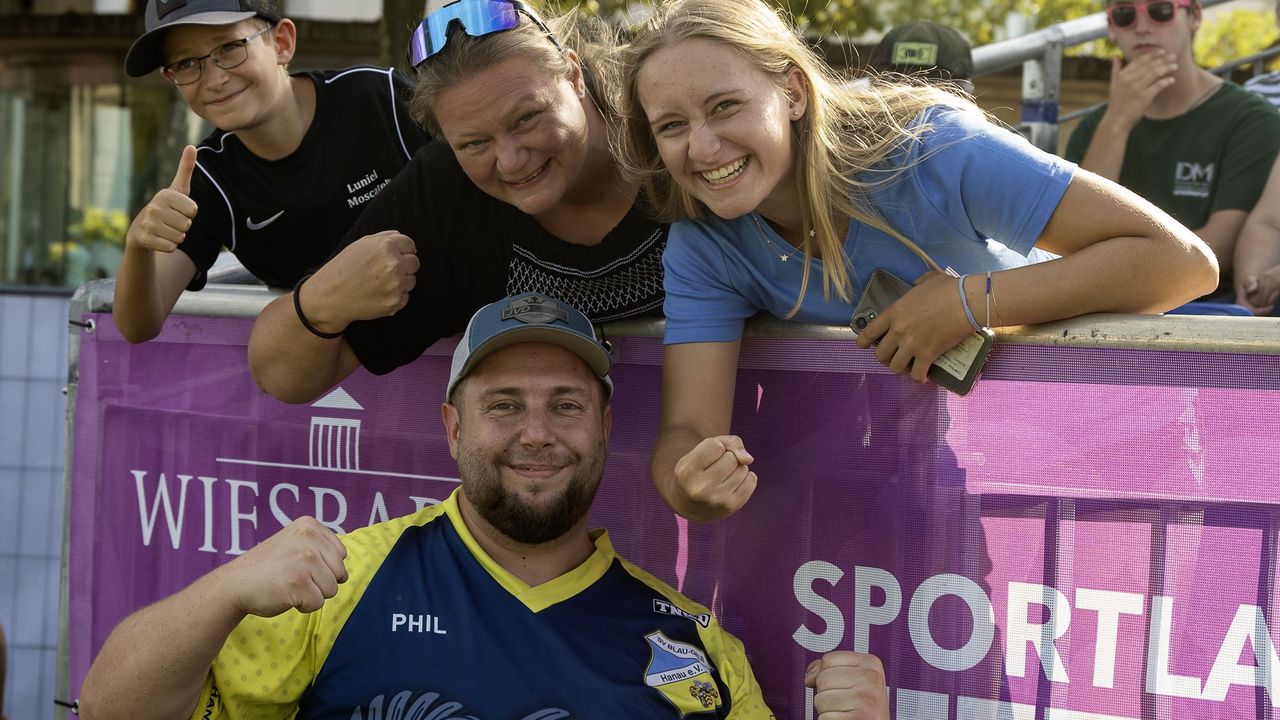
{"left": 786, "top": 0, "right": 1024, "bottom": 44}
{"left": 1195, "top": 8, "right": 1278, "bottom": 69}
{"left": 69, "top": 208, "right": 129, "bottom": 247}
{"left": 424, "top": 0, "right": 1278, "bottom": 68}
{"left": 539, "top": 0, "right": 1101, "bottom": 44}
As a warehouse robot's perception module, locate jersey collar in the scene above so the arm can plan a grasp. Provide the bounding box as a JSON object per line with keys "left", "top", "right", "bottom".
{"left": 441, "top": 488, "right": 617, "bottom": 612}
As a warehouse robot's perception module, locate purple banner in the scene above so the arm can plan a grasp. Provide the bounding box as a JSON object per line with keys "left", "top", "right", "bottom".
{"left": 68, "top": 313, "right": 1280, "bottom": 719}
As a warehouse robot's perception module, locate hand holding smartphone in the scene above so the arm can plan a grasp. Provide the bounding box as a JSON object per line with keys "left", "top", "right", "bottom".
{"left": 851, "top": 269, "right": 995, "bottom": 396}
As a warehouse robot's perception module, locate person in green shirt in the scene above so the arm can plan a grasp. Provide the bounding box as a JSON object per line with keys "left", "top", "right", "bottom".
{"left": 1065, "top": 0, "right": 1280, "bottom": 300}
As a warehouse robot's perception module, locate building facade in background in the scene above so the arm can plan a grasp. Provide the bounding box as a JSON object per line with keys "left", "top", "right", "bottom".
{"left": 0, "top": 6, "right": 387, "bottom": 720}
{"left": 0, "top": 0, "right": 386, "bottom": 290}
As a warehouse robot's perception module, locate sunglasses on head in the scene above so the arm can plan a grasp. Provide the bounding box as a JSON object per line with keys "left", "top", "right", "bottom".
{"left": 408, "top": 0, "right": 561, "bottom": 67}
{"left": 1106, "top": 0, "right": 1194, "bottom": 28}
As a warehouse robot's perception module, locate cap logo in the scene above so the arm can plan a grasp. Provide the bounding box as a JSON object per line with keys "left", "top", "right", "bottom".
{"left": 892, "top": 42, "right": 939, "bottom": 66}
{"left": 157, "top": 0, "right": 189, "bottom": 19}
{"left": 501, "top": 296, "right": 568, "bottom": 325}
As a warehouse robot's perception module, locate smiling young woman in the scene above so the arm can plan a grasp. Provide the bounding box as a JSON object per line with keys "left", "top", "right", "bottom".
{"left": 617, "top": 0, "right": 1220, "bottom": 522}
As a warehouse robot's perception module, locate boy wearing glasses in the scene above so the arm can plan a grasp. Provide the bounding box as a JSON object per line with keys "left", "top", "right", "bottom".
{"left": 113, "top": 0, "right": 430, "bottom": 343}
{"left": 1065, "top": 0, "right": 1280, "bottom": 301}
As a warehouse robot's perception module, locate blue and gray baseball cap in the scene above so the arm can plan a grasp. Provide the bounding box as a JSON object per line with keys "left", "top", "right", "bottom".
{"left": 447, "top": 293, "right": 613, "bottom": 401}
{"left": 125, "top": 0, "right": 283, "bottom": 77}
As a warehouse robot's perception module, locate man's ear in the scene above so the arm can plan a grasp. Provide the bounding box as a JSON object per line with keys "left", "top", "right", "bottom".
{"left": 441, "top": 402, "right": 462, "bottom": 460}
{"left": 271, "top": 18, "right": 298, "bottom": 66}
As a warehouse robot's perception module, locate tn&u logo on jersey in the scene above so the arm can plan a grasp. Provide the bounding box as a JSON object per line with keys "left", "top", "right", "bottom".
{"left": 653, "top": 599, "right": 711, "bottom": 628}
{"left": 643, "top": 631, "right": 723, "bottom": 716}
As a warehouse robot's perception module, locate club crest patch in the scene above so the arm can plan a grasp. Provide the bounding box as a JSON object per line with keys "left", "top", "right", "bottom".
{"left": 501, "top": 295, "right": 568, "bottom": 325}
{"left": 643, "top": 631, "right": 722, "bottom": 716}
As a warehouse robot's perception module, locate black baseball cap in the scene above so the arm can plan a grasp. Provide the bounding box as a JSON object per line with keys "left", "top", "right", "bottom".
{"left": 868, "top": 21, "right": 974, "bottom": 82}
{"left": 125, "top": 0, "right": 283, "bottom": 77}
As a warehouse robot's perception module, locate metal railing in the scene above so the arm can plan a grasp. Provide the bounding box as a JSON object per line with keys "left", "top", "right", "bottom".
{"left": 68, "top": 279, "right": 1280, "bottom": 354}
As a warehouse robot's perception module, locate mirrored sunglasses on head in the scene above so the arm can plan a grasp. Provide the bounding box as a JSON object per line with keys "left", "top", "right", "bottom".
{"left": 408, "top": 0, "right": 561, "bottom": 68}
{"left": 1106, "top": 0, "right": 1193, "bottom": 28}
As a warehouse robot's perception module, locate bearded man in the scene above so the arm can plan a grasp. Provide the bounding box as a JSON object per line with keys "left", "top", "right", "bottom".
{"left": 78, "top": 292, "right": 889, "bottom": 720}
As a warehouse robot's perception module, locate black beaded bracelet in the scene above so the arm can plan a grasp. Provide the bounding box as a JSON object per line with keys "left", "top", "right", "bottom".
{"left": 293, "top": 274, "right": 343, "bottom": 340}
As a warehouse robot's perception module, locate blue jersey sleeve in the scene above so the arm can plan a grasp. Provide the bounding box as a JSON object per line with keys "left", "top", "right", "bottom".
{"left": 662, "top": 221, "right": 759, "bottom": 345}
{"left": 882, "top": 106, "right": 1075, "bottom": 257}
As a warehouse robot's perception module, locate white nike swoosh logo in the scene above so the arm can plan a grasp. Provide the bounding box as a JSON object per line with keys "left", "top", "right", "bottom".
{"left": 246, "top": 210, "right": 285, "bottom": 230}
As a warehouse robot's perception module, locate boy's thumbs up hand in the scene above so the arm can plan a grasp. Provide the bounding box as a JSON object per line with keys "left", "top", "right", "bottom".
{"left": 125, "top": 145, "right": 200, "bottom": 254}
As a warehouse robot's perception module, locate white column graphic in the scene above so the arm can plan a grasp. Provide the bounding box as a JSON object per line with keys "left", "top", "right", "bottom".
{"left": 309, "top": 387, "right": 366, "bottom": 470}
{"left": 309, "top": 417, "right": 362, "bottom": 470}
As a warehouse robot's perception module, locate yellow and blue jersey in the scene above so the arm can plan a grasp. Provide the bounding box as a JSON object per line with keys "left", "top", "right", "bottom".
{"left": 191, "top": 489, "right": 773, "bottom": 719}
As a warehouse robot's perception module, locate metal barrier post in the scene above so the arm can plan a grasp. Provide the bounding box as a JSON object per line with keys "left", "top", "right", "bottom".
{"left": 1020, "top": 33, "right": 1064, "bottom": 153}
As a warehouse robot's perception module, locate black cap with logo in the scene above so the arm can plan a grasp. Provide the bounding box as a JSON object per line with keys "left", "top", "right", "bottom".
{"left": 868, "top": 21, "right": 974, "bottom": 82}
{"left": 125, "top": 0, "right": 283, "bottom": 77}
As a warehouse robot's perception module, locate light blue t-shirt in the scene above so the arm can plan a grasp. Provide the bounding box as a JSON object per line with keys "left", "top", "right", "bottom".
{"left": 662, "top": 105, "right": 1076, "bottom": 344}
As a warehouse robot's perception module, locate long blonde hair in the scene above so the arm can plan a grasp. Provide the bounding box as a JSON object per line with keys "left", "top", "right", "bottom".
{"left": 618, "top": 0, "right": 971, "bottom": 314}
{"left": 409, "top": 3, "right": 624, "bottom": 135}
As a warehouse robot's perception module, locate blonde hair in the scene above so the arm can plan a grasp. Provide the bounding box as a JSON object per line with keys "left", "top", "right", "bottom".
{"left": 409, "top": 3, "right": 624, "bottom": 136}
{"left": 619, "top": 0, "right": 971, "bottom": 314}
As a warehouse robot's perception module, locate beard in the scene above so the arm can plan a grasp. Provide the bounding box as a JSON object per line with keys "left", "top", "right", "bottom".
{"left": 457, "top": 437, "right": 607, "bottom": 545}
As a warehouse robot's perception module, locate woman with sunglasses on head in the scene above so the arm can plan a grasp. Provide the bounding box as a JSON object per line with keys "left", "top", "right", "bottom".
{"left": 1065, "top": 0, "right": 1280, "bottom": 302}
{"left": 113, "top": 0, "right": 430, "bottom": 344}
{"left": 616, "top": 0, "right": 1219, "bottom": 522}
{"left": 247, "top": 0, "right": 667, "bottom": 403}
